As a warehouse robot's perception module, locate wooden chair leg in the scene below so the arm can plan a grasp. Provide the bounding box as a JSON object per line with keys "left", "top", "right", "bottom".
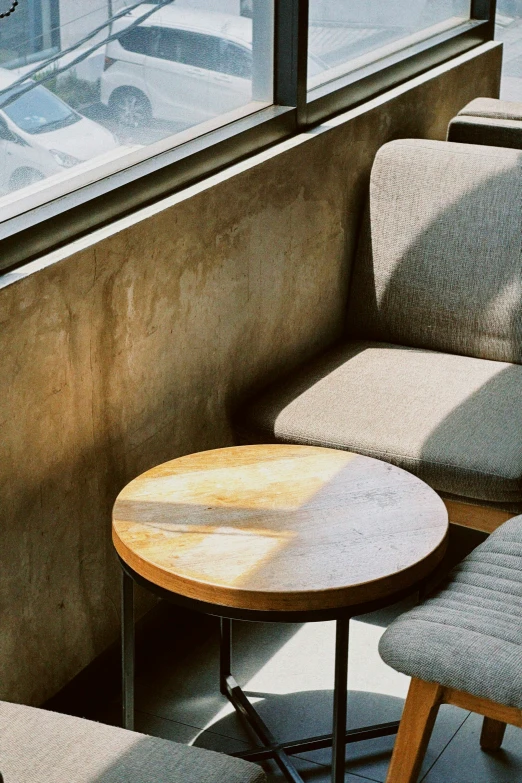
{"left": 480, "top": 717, "right": 507, "bottom": 751}
{"left": 385, "top": 678, "right": 443, "bottom": 783}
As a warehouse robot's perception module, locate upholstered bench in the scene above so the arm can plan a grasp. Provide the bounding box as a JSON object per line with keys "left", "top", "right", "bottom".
{"left": 0, "top": 700, "right": 266, "bottom": 782}
{"left": 379, "top": 514, "right": 522, "bottom": 783}
{"left": 235, "top": 138, "right": 522, "bottom": 534}
{"left": 448, "top": 97, "right": 522, "bottom": 148}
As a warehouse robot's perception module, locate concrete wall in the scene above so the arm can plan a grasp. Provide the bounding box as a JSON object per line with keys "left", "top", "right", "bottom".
{"left": 0, "top": 43, "right": 501, "bottom": 706}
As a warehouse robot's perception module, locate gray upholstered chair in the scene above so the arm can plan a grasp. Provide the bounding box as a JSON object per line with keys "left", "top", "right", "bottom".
{"left": 0, "top": 700, "right": 266, "bottom": 782}
{"left": 235, "top": 138, "right": 522, "bottom": 535}
{"left": 379, "top": 514, "right": 522, "bottom": 783}
{"left": 448, "top": 97, "right": 522, "bottom": 148}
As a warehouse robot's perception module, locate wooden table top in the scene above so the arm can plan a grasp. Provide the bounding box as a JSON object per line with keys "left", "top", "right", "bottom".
{"left": 112, "top": 445, "right": 448, "bottom": 613}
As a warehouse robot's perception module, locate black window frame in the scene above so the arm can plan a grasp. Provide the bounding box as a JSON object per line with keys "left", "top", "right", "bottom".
{"left": 0, "top": 0, "right": 497, "bottom": 274}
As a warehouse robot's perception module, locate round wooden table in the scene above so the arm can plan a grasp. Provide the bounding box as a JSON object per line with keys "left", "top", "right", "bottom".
{"left": 113, "top": 444, "right": 448, "bottom": 783}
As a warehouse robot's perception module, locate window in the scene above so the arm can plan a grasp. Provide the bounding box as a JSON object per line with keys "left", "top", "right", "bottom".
{"left": 0, "top": 0, "right": 497, "bottom": 273}
{"left": 495, "top": 7, "right": 522, "bottom": 101}
{"left": 0, "top": 1, "right": 273, "bottom": 235}
{"left": 308, "top": 1, "right": 474, "bottom": 92}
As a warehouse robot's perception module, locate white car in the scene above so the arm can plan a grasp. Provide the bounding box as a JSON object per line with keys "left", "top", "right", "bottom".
{"left": 100, "top": 6, "right": 327, "bottom": 127}
{"left": 0, "top": 67, "right": 119, "bottom": 193}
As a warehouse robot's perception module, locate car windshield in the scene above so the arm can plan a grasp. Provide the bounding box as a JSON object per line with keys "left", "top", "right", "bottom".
{"left": 0, "top": 83, "right": 81, "bottom": 135}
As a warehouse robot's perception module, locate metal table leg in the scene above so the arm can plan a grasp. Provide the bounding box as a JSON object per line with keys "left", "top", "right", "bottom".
{"left": 226, "top": 616, "right": 400, "bottom": 783}
{"left": 332, "top": 617, "right": 350, "bottom": 783}
{"left": 119, "top": 559, "right": 400, "bottom": 782}
{"left": 122, "top": 569, "right": 135, "bottom": 730}
{"left": 220, "top": 618, "right": 232, "bottom": 695}
{"left": 220, "top": 619, "right": 304, "bottom": 782}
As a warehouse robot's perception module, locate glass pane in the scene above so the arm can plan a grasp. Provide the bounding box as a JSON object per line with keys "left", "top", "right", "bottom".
{"left": 495, "top": 2, "right": 522, "bottom": 101}
{"left": 308, "top": 0, "right": 472, "bottom": 90}
{"left": 0, "top": 0, "right": 273, "bottom": 219}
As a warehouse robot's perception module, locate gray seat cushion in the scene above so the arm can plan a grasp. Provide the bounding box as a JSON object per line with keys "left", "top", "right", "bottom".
{"left": 379, "top": 514, "right": 522, "bottom": 709}
{"left": 235, "top": 341, "right": 522, "bottom": 503}
{"left": 0, "top": 701, "right": 265, "bottom": 783}
{"left": 346, "top": 139, "right": 522, "bottom": 364}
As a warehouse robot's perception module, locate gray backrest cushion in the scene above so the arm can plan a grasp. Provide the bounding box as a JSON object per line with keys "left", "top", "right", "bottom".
{"left": 346, "top": 139, "right": 522, "bottom": 363}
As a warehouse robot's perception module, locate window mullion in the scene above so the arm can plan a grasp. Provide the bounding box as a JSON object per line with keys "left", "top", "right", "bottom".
{"left": 274, "top": 0, "right": 309, "bottom": 126}
{"left": 471, "top": 0, "right": 497, "bottom": 38}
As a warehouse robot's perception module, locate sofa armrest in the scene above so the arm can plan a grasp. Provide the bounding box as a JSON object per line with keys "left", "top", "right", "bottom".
{"left": 447, "top": 97, "right": 522, "bottom": 149}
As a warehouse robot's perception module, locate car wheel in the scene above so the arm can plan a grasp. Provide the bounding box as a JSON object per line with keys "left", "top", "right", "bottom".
{"left": 9, "top": 167, "right": 45, "bottom": 192}
{"left": 109, "top": 88, "right": 152, "bottom": 128}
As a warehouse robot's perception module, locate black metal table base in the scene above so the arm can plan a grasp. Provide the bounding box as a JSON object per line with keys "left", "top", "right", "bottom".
{"left": 219, "top": 618, "right": 399, "bottom": 783}
{"left": 120, "top": 567, "right": 401, "bottom": 783}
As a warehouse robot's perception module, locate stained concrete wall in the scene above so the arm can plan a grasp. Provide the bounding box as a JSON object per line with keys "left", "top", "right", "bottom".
{"left": 0, "top": 42, "right": 501, "bottom": 706}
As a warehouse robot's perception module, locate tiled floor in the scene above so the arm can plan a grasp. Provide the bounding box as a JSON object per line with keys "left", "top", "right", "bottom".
{"left": 48, "top": 527, "right": 522, "bottom": 782}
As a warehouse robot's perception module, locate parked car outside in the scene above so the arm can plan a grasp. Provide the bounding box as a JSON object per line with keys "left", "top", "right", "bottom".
{"left": 100, "top": 6, "right": 327, "bottom": 127}
{"left": 0, "top": 67, "right": 119, "bottom": 193}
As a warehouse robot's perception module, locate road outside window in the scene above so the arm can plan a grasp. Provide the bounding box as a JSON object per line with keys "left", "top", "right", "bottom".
{"left": 307, "top": 0, "right": 472, "bottom": 91}
{"left": 495, "top": 0, "right": 522, "bottom": 100}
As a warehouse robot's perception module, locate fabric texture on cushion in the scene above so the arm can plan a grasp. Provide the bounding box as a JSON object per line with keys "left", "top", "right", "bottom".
{"left": 346, "top": 139, "right": 522, "bottom": 364}
{"left": 448, "top": 115, "right": 522, "bottom": 150}
{"left": 0, "top": 701, "right": 266, "bottom": 783}
{"left": 379, "top": 514, "right": 522, "bottom": 709}
{"left": 235, "top": 341, "right": 522, "bottom": 503}
{"left": 454, "top": 97, "right": 522, "bottom": 121}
